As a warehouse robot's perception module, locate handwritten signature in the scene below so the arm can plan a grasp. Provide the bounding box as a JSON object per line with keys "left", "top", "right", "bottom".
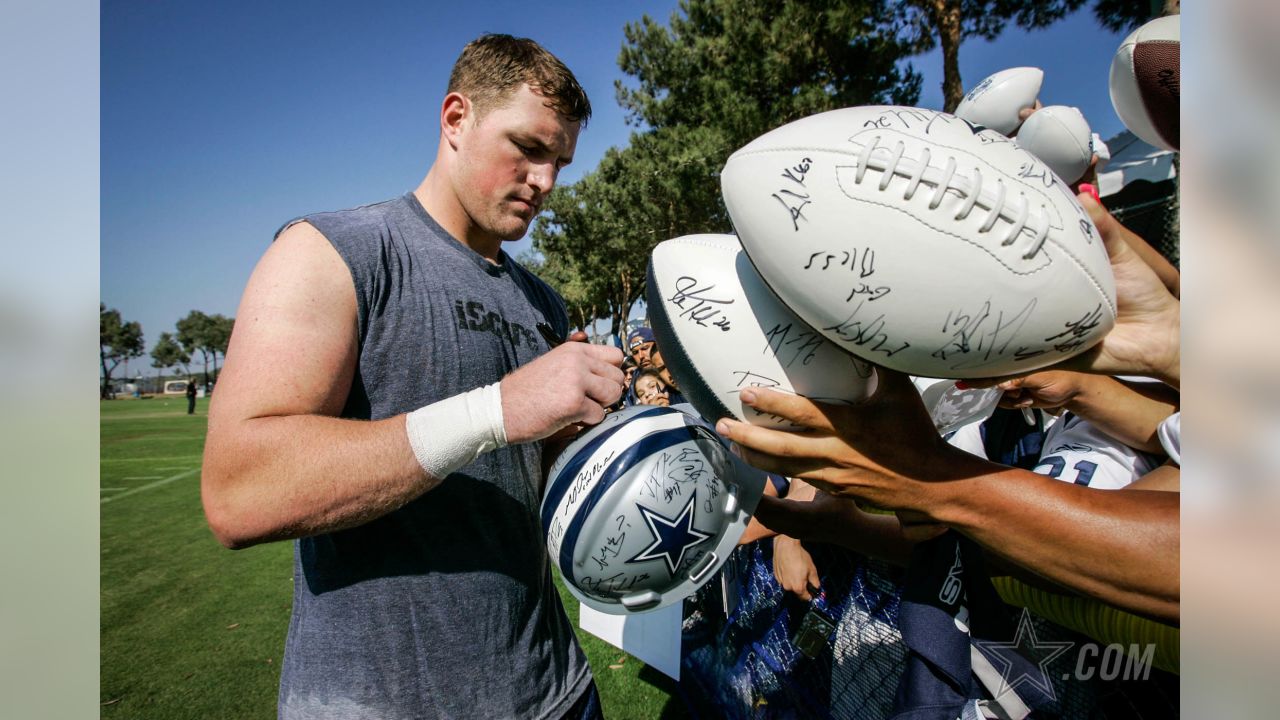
{"left": 669, "top": 276, "right": 733, "bottom": 332}
{"left": 930, "top": 298, "right": 1038, "bottom": 370}
{"left": 762, "top": 322, "right": 824, "bottom": 368}
{"left": 578, "top": 571, "right": 651, "bottom": 594}
{"left": 772, "top": 189, "right": 811, "bottom": 232}
{"left": 1043, "top": 304, "right": 1104, "bottom": 354}
{"left": 821, "top": 301, "right": 911, "bottom": 358}
{"left": 781, "top": 157, "right": 812, "bottom": 187}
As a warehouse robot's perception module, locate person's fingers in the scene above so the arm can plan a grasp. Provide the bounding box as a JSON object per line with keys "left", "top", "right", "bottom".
{"left": 956, "top": 375, "right": 1022, "bottom": 390}
{"left": 718, "top": 416, "right": 830, "bottom": 458}
{"left": 806, "top": 564, "right": 821, "bottom": 599}
{"left": 580, "top": 342, "right": 624, "bottom": 366}
{"left": 735, "top": 388, "right": 839, "bottom": 433}
{"left": 1077, "top": 192, "right": 1137, "bottom": 265}
{"left": 567, "top": 330, "right": 589, "bottom": 343}
{"left": 588, "top": 357, "right": 625, "bottom": 386}
{"left": 796, "top": 579, "right": 813, "bottom": 602}
{"left": 575, "top": 398, "right": 607, "bottom": 427}
{"left": 581, "top": 372, "right": 623, "bottom": 406}
{"left": 995, "top": 391, "right": 1024, "bottom": 409}
{"left": 545, "top": 422, "right": 586, "bottom": 443}
{"left": 732, "top": 445, "right": 832, "bottom": 489}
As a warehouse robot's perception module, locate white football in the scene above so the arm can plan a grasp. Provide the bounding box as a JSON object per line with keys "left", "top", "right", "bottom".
{"left": 1110, "top": 15, "right": 1179, "bottom": 151}
{"left": 720, "top": 106, "right": 1116, "bottom": 379}
{"left": 647, "top": 233, "right": 876, "bottom": 428}
{"left": 1015, "top": 105, "right": 1094, "bottom": 184}
{"left": 954, "top": 67, "right": 1044, "bottom": 136}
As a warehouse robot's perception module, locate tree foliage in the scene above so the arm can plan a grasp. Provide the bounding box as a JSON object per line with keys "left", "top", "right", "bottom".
{"left": 177, "top": 310, "right": 234, "bottom": 386}
{"left": 151, "top": 331, "right": 191, "bottom": 376}
{"left": 1091, "top": 0, "right": 1163, "bottom": 34}
{"left": 100, "top": 303, "right": 144, "bottom": 398}
{"left": 532, "top": 0, "right": 921, "bottom": 336}
{"left": 616, "top": 0, "right": 921, "bottom": 144}
{"left": 893, "top": 0, "right": 1085, "bottom": 111}
{"left": 534, "top": 125, "right": 730, "bottom": 336}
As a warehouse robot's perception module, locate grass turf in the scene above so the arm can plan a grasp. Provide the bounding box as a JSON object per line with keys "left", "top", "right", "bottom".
{"left": 100, "top": 397, "right": 689, "bottom": 719}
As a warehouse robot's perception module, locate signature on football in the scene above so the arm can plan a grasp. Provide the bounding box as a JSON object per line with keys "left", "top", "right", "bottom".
{"left": 669, "top": 276, "right": 733, "bottom": 332}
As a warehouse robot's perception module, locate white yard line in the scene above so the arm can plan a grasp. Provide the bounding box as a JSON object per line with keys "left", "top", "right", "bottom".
{"left": 101, "top": 468, "right": 200, "bottom": 505}
{"left": 122, "top": 476, "right": 163, "bottom": 480}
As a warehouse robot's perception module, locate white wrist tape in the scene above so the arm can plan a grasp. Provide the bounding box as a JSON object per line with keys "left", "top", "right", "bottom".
{"left": 405, "top": 382, "right": 508, "bottom": 480}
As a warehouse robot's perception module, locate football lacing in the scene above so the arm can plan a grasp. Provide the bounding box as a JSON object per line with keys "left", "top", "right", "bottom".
{"left": 853, "top": 136, "right": 1051, "bottom": 259}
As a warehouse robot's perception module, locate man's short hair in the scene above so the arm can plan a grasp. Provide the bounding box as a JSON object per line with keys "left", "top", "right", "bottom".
{"left": 448, "top": 34, "right": 591, "bottom": 125}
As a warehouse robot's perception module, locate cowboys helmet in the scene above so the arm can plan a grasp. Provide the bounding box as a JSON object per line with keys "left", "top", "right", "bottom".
{"left": 542, "top": 404, "right": 766, "bottom": 614}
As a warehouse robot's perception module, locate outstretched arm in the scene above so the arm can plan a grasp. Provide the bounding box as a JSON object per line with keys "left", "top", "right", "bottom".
{"left": 966, "top": 371, "right": 1178, "bottom": 454}
{"left": 715, "top": 371, "right": 1179, "bottom": 623}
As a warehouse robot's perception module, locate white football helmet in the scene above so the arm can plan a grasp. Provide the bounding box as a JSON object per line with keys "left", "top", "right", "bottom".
{"left": 542, "top": 404, "right": 766, "bottom": 614}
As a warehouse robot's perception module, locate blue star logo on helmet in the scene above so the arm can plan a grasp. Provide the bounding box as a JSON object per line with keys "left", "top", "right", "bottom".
{"left": 626, "top": 493, "right": 713, "bottom": 576}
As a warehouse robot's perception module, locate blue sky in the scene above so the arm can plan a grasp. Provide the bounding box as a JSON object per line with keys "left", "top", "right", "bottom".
{"left": 102, "top": 0, "right": 1130, "bottom": 363}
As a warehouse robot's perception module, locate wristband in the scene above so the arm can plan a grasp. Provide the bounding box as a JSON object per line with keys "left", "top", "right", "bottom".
{"left": 405, "top": 382, "right": 507, "bottom": 480}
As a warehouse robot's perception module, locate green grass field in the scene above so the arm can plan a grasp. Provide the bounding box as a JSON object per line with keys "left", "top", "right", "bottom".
{"left": 100, "top": 397, "right": 689, "bottom": 718}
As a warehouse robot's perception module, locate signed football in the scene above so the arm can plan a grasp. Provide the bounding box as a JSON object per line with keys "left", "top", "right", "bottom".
{"left": 954, "top": 67, "right": 1044, "bottom": 136}
{"left": 542, "top": 404, "right": 765, "bottom": 614}
{"left": 1110, "top": 14, "right": 1179, "bottom": 151}
{"left": 720, "top": 105, "right": 1116, "bottom": 379}
{"left": 1015, "top": 105, "right": 1094, "bottom": 185}
{"left": 646, "top": 233, "right": 875, "bottom": 429}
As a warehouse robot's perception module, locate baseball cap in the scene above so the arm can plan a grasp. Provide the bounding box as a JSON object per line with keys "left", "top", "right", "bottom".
{"left": 627, "top": 327, "right": 655, "bottom": 352}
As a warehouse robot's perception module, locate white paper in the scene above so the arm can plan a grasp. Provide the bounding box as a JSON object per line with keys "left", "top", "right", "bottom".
{"left": 578, "top": 602, "right": 682, "bottom": 680}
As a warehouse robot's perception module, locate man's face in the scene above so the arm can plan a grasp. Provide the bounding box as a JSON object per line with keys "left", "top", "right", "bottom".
{"left": 451, "top": 84, "right": 579, "bottom": 242}
{"left": 630, "top": 341, "right": 655, "bottom": 370}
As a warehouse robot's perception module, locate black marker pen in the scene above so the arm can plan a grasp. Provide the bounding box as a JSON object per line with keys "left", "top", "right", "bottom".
{"left": 536, "top": 322, "right": 563, "bottom": 348}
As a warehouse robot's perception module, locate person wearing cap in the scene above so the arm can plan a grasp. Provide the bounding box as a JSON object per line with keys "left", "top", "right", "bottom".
{"left": 627, "top": 326, "right": 686, "bottom": 406}
{"left": 627, "top": 327, "right": 656, "bottom": 370}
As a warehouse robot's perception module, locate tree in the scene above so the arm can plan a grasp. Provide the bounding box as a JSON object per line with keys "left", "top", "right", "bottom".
{"left": 617, "top": 0, "right": 921, "bottom": 146}
{"left": 206, "top": 314, "right": 234, "bottom": 383}
{"left": 533, "top": 0, "right": 922, "bottom": 335}
{"left": 535, "top": 125, "right": 732, "bottom": 337}
{"left": 151, "top": 331, "right": 191, "bottom": 377}
{"left": 176, "top": 311, "right": 234, "bottom": 387}
{"left": 893, "top": 0, "right": 1085, "bottom": 112}
{"left": 1092, "top": 0, "right": 1172, "bottom": 33}
{"left": 100, "top": 303, "right": 144, "bottom": 399}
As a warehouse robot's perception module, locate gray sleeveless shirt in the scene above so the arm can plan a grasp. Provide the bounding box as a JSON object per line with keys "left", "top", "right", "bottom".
{"left": 275, "top": 193, "right": 590, "bottom": 720}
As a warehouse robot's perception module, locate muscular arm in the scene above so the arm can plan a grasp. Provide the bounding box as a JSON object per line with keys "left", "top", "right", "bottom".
{"left": 717, "top": 376, "right": 1180, "bottom": 623}
{"left": 929, "top": 456, "right": 1179, "bottom": 623}
{"left": 202, "top": 222, "right": 430, "bottom": 548}
{"left": 203, "top": 224, "right": 625, "bottom": 549}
